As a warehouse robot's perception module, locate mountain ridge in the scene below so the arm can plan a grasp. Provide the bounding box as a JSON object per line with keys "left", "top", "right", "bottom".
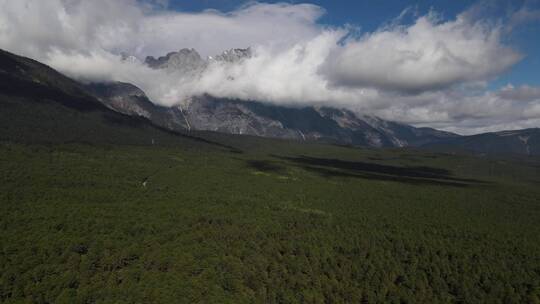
{"left": 85, "top": 77, "right": 460, "bottom": 149}
{"left": 1, "top": 47, "right": 538, "bottom": 156}
{"left": 0, "top": 48, "right": 237, "bottom": 152}
{"left": 86, "top": 78, "right": 540, "bottom": 155}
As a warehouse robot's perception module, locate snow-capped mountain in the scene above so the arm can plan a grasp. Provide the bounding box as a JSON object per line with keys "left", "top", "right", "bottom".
{"left": 117, "top": 47, "right": 457, "bottom": 147}
{"left": 143, "top": 47, "right": 252, "bottom": 74}
{"left": 78, "top": 47, "right": 462, "bottom": 147}
{"left": 145, "top": 48, "right": 207, "bottom": 74}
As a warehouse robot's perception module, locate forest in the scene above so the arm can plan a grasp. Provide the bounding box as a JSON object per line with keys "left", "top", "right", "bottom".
{"left": 1, "top": 135, "right": 539, "bottom": 303}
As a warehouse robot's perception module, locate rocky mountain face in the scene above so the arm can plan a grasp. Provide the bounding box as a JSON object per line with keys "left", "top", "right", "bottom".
{"left": 5, "top": 45, "right": 533, "bottom": 156}
{"left": 0, "top": 49, "right": 201, "bottom": 147}
{"left": 145, "top": 48, "right": 207, "bottom": 74}
{"left": 84, "top": 82, "right": 189, "bottom": 132}
{"left": 182, "top": 96, "right": 457, "bottom": 147}
{"left": 56, "top": 76, "right": 540, "bottom": 155}
{"left": 209, "top": 48, "right": 252, "bottom": 63}
{"left": 138, "top": 48, "right": 460, "bottom": 147}
{"left": 96, "top": 47, "right": 458, "bottom": 148}
{"left": 87, "top": 79, "right": 458, "bottom": 148}
{"left": 143, "top": 47, "right": 252, "bottom": 74}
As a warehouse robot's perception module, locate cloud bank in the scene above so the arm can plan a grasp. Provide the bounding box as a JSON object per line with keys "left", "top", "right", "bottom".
{"left": 0, "top": 0, "right": 538, "bottom": 134}
{"left": 324, "top": 13, "right": 521, "bottom": 92}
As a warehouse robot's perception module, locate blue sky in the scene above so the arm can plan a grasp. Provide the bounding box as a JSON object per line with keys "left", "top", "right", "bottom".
{"left": 165, "top": 0, "right": 540, "bottom": 88}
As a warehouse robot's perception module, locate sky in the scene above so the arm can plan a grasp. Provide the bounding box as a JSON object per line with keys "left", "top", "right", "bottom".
{"left": 166, "top": 0, "right": 540, "bottom": 88}
{"left": 0, "top": 0, "right": 539, "bottom": 134}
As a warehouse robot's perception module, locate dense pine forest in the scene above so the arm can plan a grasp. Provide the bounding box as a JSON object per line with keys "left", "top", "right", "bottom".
{"left": 1, "top": 136, "right": 539, "bottom": 303}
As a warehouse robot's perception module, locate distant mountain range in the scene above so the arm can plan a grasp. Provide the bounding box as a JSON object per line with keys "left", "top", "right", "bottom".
{"left": 90, "top": 48, "right": 461, "bottom": 148}
{"left": 424, "top": 129, "right": 540, "bottom": 156}
{"left": 1, "top": 48, "right": 538, "bottom": 156}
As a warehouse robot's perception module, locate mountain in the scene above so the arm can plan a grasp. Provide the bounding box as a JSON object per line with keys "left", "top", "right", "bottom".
{"left": 425, "top": 128, "right": 540, "bottom": 156}
{"left": 144, "top": 47, "right": 252, "bottom": 73}
{"left": 182, "top": 95, "right": 458, "bottom": 147}
{"left": 87, "top": 79, "right": 458, "bottom": 148}
{"left": 315, "top": 107, "right": 458, "bottom": 147}
{"left": 145, "top": 48, "right": 207, "bottom": 74}
{"left": 84, "top": 82, "right": 189, "bottom": 132}
{"left": 138, "top": 47, "right": 540, "bottom": 155}
{"left": 137, "top": 48, "right": 460, "bottom": 148}
{"left": 2, "top": 47, "right": 537, "bottom": 156}
{"left": 209, "top": 47, "right": 253, "bottom": 63}
{"left": 0, "top": 48, "right": 225, "bottom": 151}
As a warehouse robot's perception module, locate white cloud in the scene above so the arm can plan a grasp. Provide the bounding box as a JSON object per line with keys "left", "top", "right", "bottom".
{"left": 0, "top": 0, "right": 538, "bottom": 134}
{"left": 507, "top": 5, "right": 540, "bottom": 31}
{"left": 498, "top": 84, "right": 540, "bottom": 101}
{"left": 324, "top": 12, "right": 522, "bottom": 92}
{"left": 0, "top": 0, "right": 323, "bottom": 58}
{"left": 371, "top": 84, "right": 540, "bottom": 135}
{"left": 134, "top": 2, "right": 324, "bottom": 58}
{"left": 0, "top": 0, "right": 144, "bottom": 57}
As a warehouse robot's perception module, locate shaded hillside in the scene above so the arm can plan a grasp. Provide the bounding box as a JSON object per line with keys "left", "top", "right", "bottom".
{"left": 0, "top": 49, "right": 231, "bottom": 152}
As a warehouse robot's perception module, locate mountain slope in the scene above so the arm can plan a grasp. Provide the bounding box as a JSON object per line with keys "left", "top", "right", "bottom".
{"left": 184, "top": 96, "right": 397, "bottom": 147}
{"left": 84, "top": 82, "right": 190, "bottom": 132}
{"left": 0, "top": 49, "right": 225, "bottom": 151}
{"left": 425, "top": 128, "right": 540, "bottom": 156}
{"left": 88, "top": 80, "right": 459, "bottom": 148}
{"left": 3, "top": 47, "right": 537, "bottom": 156}
{"left": 92, "top": 79, "right": 538, "bottom": 155}
{"left": 137, "top": 48, "right": 460, "bottom": 147}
